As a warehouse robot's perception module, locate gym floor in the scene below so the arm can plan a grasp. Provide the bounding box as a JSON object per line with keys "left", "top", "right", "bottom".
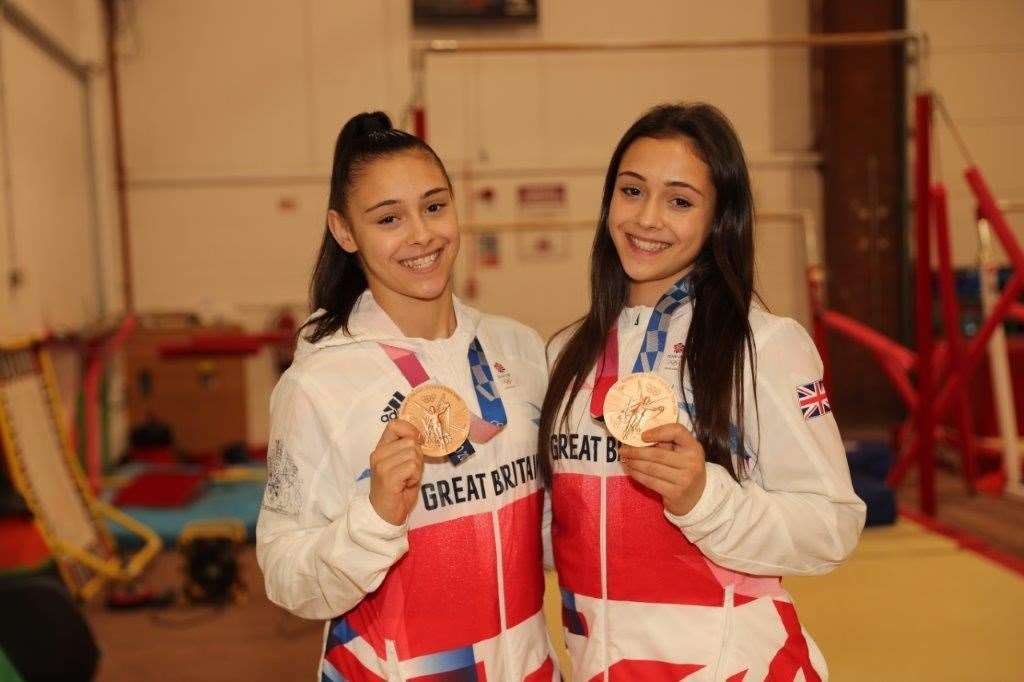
{"left": 85, "top": 501, "right": 1024, "bottom": 682}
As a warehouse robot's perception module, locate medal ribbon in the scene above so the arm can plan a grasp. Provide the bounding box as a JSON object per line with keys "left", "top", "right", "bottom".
{"left": 589, "top": 276, "right": 692, "bottom": 420}
{"left": 379, "top": 337, "right": 508, "bottom": 465}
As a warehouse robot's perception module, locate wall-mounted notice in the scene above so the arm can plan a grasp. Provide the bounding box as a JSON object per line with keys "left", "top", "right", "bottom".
{"left": 478, "top": 233, "right": 500, "bottom": 267}
{"left": 516, "top": 182, "right": 568, "bottom": 262}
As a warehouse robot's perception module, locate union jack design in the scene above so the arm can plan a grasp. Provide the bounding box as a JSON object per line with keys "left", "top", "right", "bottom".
{"left": 797, "top": 380, "right": 831, "bottom": 420}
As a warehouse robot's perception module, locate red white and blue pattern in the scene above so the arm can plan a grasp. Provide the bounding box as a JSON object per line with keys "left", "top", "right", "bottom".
{"left": 797, "top": 380, "right": 831, "bottom": 420}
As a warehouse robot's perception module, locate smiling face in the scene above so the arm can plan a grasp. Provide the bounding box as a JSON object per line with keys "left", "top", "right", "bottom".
{"left": 328, "top": 150, "right": 458, "bottom": 308}
{"left": 607, "top": 135, "right": 717, "bottom": 306}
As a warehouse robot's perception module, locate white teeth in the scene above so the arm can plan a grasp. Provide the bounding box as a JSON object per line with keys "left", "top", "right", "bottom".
{"left": 400, "top": 250, "right": 440, "bottom": 270}
{"left": 628, "top": 235, "right": 669, "bottom": 253}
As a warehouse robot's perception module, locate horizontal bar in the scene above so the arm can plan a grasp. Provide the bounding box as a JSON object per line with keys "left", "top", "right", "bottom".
{"left": 419, "top": 30, "right": 920, "bottom": 56}
{"left": 126, "top": 154, "right": 822, "bottom": 190}
{"left": 462, "top": 210, "right": 811, "bottom": 234}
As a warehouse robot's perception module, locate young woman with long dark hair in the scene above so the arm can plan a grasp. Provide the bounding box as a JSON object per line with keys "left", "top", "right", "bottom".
{"left": 257, "top": 112, "right": 556, "bottom": 681}
{"left": 539, "top": 103, "right": 865, "bottom": 681}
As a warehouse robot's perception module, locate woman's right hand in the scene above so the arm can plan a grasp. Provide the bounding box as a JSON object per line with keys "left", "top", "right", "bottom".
{"left": 368, "top": 419, "right": 425, "bottom": 526}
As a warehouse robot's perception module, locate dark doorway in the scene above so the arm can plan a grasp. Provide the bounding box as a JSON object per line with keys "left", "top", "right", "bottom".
{"left": 811, "top": 0, "right": 908, "bottom": 429}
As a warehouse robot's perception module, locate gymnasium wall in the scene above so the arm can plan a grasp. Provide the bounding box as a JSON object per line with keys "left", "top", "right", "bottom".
{"left": 118, "top": 0, "right": 816, "bottom": 332}
{"left": 0, "top": 0, "right": 122, "bottom": 342}
{"left": 39, "top": 2, "right": 1024, "bottom": 448}
{"left": 908, "top": 0, "right": 1024, "bottom": 267}
{"left": 113, "top": 0, "right": 820, "bottom": 444}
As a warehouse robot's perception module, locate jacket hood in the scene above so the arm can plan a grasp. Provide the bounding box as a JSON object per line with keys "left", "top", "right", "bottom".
{"left": 294, "top": 289, "right": 481, "bottom": 360}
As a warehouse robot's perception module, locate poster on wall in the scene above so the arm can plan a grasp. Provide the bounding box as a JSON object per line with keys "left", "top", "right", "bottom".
{"left": 515, "top": 183, "right": 569, "bottom": 262}
{"left": 413, "top": 0, "right": 538, "bottom": 25}
{"left": 478, "top": 233, "right": 500, "bottom": 267}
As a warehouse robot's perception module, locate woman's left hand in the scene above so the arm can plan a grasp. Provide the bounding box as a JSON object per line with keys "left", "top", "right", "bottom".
{"left": 619, "top": 423, "right": 707, "bottom": 517}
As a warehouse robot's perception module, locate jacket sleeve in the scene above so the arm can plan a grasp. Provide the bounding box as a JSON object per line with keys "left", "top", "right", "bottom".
{"left": 664, "top": 318, "right": 866, "bottom": 576}
{"left": 541, "top": 489, "right": 554, "bottom": 570}
{"left": 256, "top": 376, "right": 409, "bottom": 619}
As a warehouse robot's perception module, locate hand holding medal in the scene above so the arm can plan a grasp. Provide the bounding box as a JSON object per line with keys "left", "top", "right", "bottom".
{"left": 619, "top": 422, "right": 707, "bottom": 517}
{"left": 605, "top": 373, "right": 706, "bottom": 516}
{"left": 591, "top": 276, "right": 706, "bottom": 516}
{"left": 368, "top": 418, "right": 426, "bottom": 526}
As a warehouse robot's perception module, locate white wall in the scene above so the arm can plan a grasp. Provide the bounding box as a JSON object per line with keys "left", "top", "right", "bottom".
{"left": 424, "top": 0, "right": 818, "bottom": 336}
{"left": 0, "top": 0, "right": 120, "bottom": 341}
{"left": 909, "top": 0, "right": 1024, "bottom": 267}
{"left": 110, "top": 0, "right": 819, "bottom": 444}
{"left": 119, "top": 0, "right": 816, "bottom": 331}
{"left": 120, "top": 0, "right": 409, "bottom": 320}
{"left": 9, "top": 1, "right": 1023, "bottom": 449}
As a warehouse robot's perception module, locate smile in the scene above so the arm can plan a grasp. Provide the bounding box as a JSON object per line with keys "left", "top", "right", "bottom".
{"left": 626, "top": 234, "right": 671, "bottom": 254}
{"left": 399, "top": 249, "right": 442, "bottom": 271}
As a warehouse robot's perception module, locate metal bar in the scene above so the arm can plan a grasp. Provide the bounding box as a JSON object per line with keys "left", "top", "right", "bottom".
{"left": 913, "top": 93, "right": 936, "bottom": 516}
{"left": 978, "top": 216, "right": 1024, "bottom": 500}
{"left": 934, "top": 95, "right": 975, "bottom": 167}
{"left": 0, "top": 13, "right": 18, "bottom": 288}
{"left": 125, "top": 155, "right": 823, "bottom": 189}
{"left": 461, "top": 210, "right": 810, "bottom": 235}
{"left": 420, "top": 30, "right": 920, "bottom": 55}
{"left": 82, "top": 78, "right": 106, "bottom": 317}
{"left": 0, "top": 1, "right": 88, "bottom": 81}
{"left": 932, "top": 183, "right": 978, "bottom": 491}
{"left": 102, "top": 0, "right": 133, "bottom": 313}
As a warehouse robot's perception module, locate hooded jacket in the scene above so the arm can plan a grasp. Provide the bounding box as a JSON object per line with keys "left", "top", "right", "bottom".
{"left": 546, "top": 301, "right": 865, "bottom": 682}
{"left": 257, "top": 291, "right": 557, "bottom": 681}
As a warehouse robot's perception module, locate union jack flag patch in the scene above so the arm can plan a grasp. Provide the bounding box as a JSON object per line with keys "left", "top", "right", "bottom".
{"left": 797, "top": 380, "right": 831, "bottom": 420}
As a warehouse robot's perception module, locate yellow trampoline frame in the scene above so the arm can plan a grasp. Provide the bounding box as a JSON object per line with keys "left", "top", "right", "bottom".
{"left": 0, "top": 339, "right": 161, "bottom": 601}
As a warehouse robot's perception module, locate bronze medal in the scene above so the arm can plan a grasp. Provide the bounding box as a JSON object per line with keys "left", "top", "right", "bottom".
{"left": 398, "top": 384, "right": 471, "bottom": 458}
{"left": 604, "top": 373, "right": 679, "bottom": 447}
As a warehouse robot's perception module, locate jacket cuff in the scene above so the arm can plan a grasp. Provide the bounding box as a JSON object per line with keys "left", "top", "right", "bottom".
{"left": 346, "top": 494, "right": 409, "bottom": 551}
{"left": 663, "top": 463, "right": 733, "bottom": 530}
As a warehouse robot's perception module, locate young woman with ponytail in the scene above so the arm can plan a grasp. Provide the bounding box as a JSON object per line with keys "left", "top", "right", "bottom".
{"left": 257, "top": 112, "right": 556, "bottom": 681}
{"left": 539, "top": 103, "right": 865, "bottom": 681}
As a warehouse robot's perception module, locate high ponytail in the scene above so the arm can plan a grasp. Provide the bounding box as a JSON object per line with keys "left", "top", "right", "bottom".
{"left": 302, "top": 111, "right": 451, "bottom": 342}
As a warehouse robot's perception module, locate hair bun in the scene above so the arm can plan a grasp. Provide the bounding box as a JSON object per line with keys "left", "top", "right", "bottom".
{"left": 339, "top": 111, "right": 393, "bottom": 146}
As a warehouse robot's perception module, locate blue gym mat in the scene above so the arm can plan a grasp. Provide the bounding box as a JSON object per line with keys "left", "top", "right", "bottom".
{"left": 104, "top": 467, "right": 265, "bottom": 549}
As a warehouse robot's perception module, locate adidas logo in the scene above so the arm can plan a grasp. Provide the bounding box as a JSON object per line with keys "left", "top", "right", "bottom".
{"left": 379, "top": 391, "right": 405, "bottom": 423}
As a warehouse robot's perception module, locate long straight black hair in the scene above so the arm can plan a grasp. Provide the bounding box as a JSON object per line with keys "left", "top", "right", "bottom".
{"left": 537, "top": 103, "right": 757, "bottom": 486}
{"left": 301, "top": 111, "right": 451, "bottom": 342}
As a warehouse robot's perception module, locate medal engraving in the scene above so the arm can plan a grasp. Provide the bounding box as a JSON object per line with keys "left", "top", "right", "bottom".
{"left": 398, "top": 385, "right": 471, "bottom": 457}
{"left": 604, "top": 373, "right": 679, "bottom": 447}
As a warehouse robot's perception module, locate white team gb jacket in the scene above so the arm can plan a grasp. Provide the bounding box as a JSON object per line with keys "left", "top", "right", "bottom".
{"left": 546, "top": 301, "right": 866, "bottom": 682}
{"left": 257, "top": 291, "right": 558, "bottom": 682}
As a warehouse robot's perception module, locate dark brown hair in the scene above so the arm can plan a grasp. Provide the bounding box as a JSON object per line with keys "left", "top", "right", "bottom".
{"left": 537, "top": 102, "right": 757, "bottom": 485}
{"left": 302, "top": 111, "right": 451, "bottom": 342}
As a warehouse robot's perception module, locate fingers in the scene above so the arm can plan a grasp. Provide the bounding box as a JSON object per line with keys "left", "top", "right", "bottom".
{"left": 379, "top": 447, "right": 424, "bottom": 481}
{"left": 378, "top": 418, "right": 422, "bottom": 446}
{"left": 640, "top": 422, "right": 697, "bottom": 448}
{"left": 372, "top": 432, "right": 423, "bottom": 464}
{"left": 621, "top": 467, "right": 679, "bottom": 500}
{"left": 620, "top": 444, "right": 686, "bottom": 466}
{"left": 621, "top": 457, "right": 687, "bottom": 483}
